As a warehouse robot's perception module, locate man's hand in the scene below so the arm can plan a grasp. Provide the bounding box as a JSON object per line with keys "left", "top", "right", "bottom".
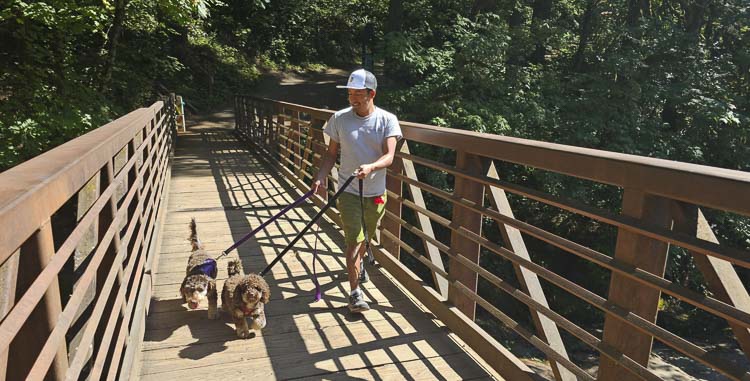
{"left": 312, "top": 178, "right": 327, "bottom": 199}
{"left": 355, "top": 164, "right": 375, "bottom": 179}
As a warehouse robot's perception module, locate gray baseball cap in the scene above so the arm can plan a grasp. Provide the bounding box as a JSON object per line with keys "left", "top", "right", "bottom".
{"left": 337, "top": 69, "right": 377, "bottom": 91}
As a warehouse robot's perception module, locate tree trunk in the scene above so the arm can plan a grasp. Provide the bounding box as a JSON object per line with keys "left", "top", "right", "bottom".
{"left": 627, "top": 0, "right": 652, "bottom": 26}
{"left": 101, "top": 0, "right": 130, "bottom": 90}
{"left": 529, "top": 0, "right": 552, "bottom": 64}
{"left": 386, "top": 0, "right": 403, "bottom": 34}
{"left": 683, "top": 0, "right": 709, "bottom": 35}
{"left": 470, "top": 0, "right": 498, "bottom": 19}
{"left": 572, "top": 0, "right": 598, "bottom": 72}
{"left": 384, "top": 0, "right": 403, "bottom": 77}
{"left": 506, "top": 4, "right": 525, "bottom": 66}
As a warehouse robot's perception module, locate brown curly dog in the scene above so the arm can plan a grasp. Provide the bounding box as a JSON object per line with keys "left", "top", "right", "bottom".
{"left": 179, "top": 218, "right": 219, "bottom": 319}
{"left": 221, "top": 259, "right": 270, "bottom": 338}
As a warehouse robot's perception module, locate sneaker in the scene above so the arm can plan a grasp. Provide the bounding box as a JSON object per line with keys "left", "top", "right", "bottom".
{"left": 358, "top": 262, "right": 369, "bottom": 284}
{"left": 348, "top": 289, "right": 370, "bottom": 313}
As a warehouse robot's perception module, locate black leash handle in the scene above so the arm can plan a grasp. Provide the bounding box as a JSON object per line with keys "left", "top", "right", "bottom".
{"left": 260, "top": 174, "right": 357, "bottom": 277}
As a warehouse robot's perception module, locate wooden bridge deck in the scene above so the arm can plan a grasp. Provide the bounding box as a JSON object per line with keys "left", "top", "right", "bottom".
{"left": 137, "top": 112, "right": 501, "bottom": 380}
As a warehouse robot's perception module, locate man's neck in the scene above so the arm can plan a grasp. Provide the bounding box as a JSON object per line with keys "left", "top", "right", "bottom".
{"left": 354, "top": 104, "right": 375, "bottom": 117}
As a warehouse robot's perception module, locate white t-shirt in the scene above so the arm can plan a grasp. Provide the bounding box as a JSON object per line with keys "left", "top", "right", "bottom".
{"left": 324, "top": 106, "right": 402, "bottom": 196}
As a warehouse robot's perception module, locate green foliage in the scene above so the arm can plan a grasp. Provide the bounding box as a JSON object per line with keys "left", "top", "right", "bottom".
{"left": 0, "top": 0, "right": 263, "bottom": 171}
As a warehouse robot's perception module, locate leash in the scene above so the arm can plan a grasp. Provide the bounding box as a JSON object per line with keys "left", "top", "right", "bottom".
{"left": 217, "top": 187, "right": 316, "bottom": 259}
{"left": 259, "top": 174, "right": 357, "bottom": 278}
{"left": 310, "top": 221, "right": 323, "bottom": 301}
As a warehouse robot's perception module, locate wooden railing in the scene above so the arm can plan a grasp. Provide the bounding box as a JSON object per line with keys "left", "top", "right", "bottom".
{"left": 0, "top": 98, "right": 176, "bottom": 380}
{"left": 235, "top": 95, "right": 750, "bottom": 381}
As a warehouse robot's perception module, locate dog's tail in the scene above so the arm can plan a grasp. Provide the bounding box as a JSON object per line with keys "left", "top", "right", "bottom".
{"left": 188, "top": 218, "right": 203, "bottom": 251}
{"left": 227, "top": 259, "right": 243, "bottom": 277}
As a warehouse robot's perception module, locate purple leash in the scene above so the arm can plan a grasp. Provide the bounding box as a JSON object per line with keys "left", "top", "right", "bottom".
{"left": 218, "top": 187, "right": 315, "bottom": 259}
{"left": 220, "top": 175, "right": 357, "bottom": 302}
{"left": 310, "top": 221, "right": 323, "bottom": 302}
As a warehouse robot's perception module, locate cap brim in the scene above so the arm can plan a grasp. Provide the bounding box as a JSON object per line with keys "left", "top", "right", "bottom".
{"left": 336, "top": 85, "right": 367, "bottom": 89}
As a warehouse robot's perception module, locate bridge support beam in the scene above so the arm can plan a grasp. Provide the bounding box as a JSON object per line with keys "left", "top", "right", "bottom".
{"left": 672, "top": 203, "right": 750, "bottom": 362}
{"left": 598, "top": 189, "right": 671, "bottom": 381}
{"left": 9, "top": 221, "right": 68, "bottom": 381}
{"left": 485, "top": 161, "right": 576, "bottom": 381}
{"left": 448, "top": 151, "right": 486, "bottom": 320}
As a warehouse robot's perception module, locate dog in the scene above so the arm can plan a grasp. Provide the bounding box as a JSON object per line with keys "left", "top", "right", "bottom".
{"left": 221, "top": 259, "right": 270, "bottom": 338}
{"left": 179, "top": 218, "right": 219, "bottom": 319}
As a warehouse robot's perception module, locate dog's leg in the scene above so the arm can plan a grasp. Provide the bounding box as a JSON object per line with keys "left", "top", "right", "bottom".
{"left": 250, "top": 302, "right": 266, "bottom": 330}
{"left": 233, "top": 310, "right": 251, "bottom": 338}
{"left": 207, "top": 280, "right": 219, "bottom": 319}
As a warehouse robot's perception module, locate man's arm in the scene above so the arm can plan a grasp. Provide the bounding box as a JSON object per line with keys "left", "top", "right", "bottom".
{"left": 356, "top": 136, "right": 399, "bottom": 179}
{"left": 313, "top": 139, "right": 339, "bottom": 197}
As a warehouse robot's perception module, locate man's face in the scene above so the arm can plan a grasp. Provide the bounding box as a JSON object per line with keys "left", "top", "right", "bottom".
{"left": 348, "top": 89, "right": 373, "bottom": 111}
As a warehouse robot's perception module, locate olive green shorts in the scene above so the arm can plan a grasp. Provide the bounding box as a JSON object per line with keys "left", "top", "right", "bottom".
{"left": 337, "top": 191, "right": 387, "bottom": 247}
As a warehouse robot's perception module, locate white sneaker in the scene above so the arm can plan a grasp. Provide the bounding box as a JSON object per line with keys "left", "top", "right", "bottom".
{"left": 348, "top": 289, "right": 370, "bottom": 313}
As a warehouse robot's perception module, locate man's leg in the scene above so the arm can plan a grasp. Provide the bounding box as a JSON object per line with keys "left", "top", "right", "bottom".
{"left": 345, "top": 241, "right": 365, "bottom": 291}
{"left": 346, "top": 241, "right": 371, "bottom": 312}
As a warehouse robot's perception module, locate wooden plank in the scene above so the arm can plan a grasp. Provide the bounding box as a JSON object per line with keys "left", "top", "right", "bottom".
{"left": 10, "top": 221, "right": 67, "bottom": 381}
{"left": 448, "top": 152, "right": 485, "bottom": 319}
{"left": 141, "top": 337, "right": 486, "bottom": 380}
{"left": 381, "top": 141, "right": 404, "bottom": 260}
{"left": 598, "top": 189, "right": 672, "bottom": 381}
{"left": 0, "top": 249, "right": 18, "bottom": 381}
{"left": 485, "top": 161, "right": 575, "bottom": 381}
{"left": 142, "top": 305, "right": 433, "bottom": 351}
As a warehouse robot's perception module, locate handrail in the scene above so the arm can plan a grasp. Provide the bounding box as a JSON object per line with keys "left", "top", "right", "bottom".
{"left": 0, "top": 97, "right": 177, "bottom": 380}
{"left": 234, "top": 94, "right": 750, "bottom": 381}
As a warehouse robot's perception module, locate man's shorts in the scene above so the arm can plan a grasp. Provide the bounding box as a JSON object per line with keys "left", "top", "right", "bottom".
{"left": 337, "top": 191, "right": 387, "bottom": 247}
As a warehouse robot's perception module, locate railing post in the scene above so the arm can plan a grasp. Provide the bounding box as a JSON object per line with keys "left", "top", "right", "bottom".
{"left": 598, "top": 189, "right": 672, "bottom": 381}
{"left": 448, "top": 151, "right": 486, "bottom": 320}
{"left": 98, "top": 160, "right": 126, "bottom": 316}
{"left": 235, "top": 95, "right": 244, "bottom": 136}
{"left": 255, "top": 100, "right": 264, "bottom": 144}
{"left": 300, "top": 118, "right": 324, "bottom": 181}
{"left": 291, "top": 110, "right": 301, "bottom": 168}
{"left": 10, "top": 221, "right": 68, "bottom": 381}
{"left": 277, "top": 109, "right": 287, "bottom": 163}
{"left": 0, "top": 250, "right": 19, "bottom": 381}
{"left": 382, "top": 140, "right": 405, "bottom": 259}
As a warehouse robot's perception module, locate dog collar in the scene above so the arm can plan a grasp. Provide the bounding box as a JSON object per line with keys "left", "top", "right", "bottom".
{"left": 241, "top": 304, "right": 256, "bottom": 316}
{"left": 189, "top": 258, "right": 218, "bottom": 279}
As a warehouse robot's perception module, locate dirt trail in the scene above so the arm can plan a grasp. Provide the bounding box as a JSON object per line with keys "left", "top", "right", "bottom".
{"left": 249, "top": 68, "right": 351, "bottom": 111}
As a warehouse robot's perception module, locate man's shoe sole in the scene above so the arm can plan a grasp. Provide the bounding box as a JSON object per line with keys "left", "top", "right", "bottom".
{"left": 348, "top": 304, "right": 370, "bottom": 313}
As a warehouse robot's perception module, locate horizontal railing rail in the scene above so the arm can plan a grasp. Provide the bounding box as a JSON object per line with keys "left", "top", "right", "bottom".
{"left": 0, "top": 97, "right": 177, "bottom": 380}
{"left": 234, "top": 95, "right": 750, "bottom": 381}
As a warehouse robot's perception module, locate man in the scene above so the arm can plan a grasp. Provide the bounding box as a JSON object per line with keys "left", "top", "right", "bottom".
{"left": 312, "top": 69, "right": 402, "bottom": 313}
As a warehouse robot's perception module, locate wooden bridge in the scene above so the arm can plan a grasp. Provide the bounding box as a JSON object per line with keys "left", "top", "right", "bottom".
{"left": 1, "top": 96, "right": 749, "bottom": 380}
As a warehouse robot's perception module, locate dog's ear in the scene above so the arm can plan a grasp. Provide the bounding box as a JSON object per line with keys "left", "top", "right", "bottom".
{"left": 233, "top": 282, "right": 246, "bottom": 306}
{"left": 260, "top": 279, "right": 270, "bottom": 303}
{"left": 179, "top": 277, "right": 188, "bottom": 302}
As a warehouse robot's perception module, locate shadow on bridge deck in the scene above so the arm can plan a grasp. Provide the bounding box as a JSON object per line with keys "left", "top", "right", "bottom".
{"left": 137, "top": 111, "right": 501, "bottom": 380}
